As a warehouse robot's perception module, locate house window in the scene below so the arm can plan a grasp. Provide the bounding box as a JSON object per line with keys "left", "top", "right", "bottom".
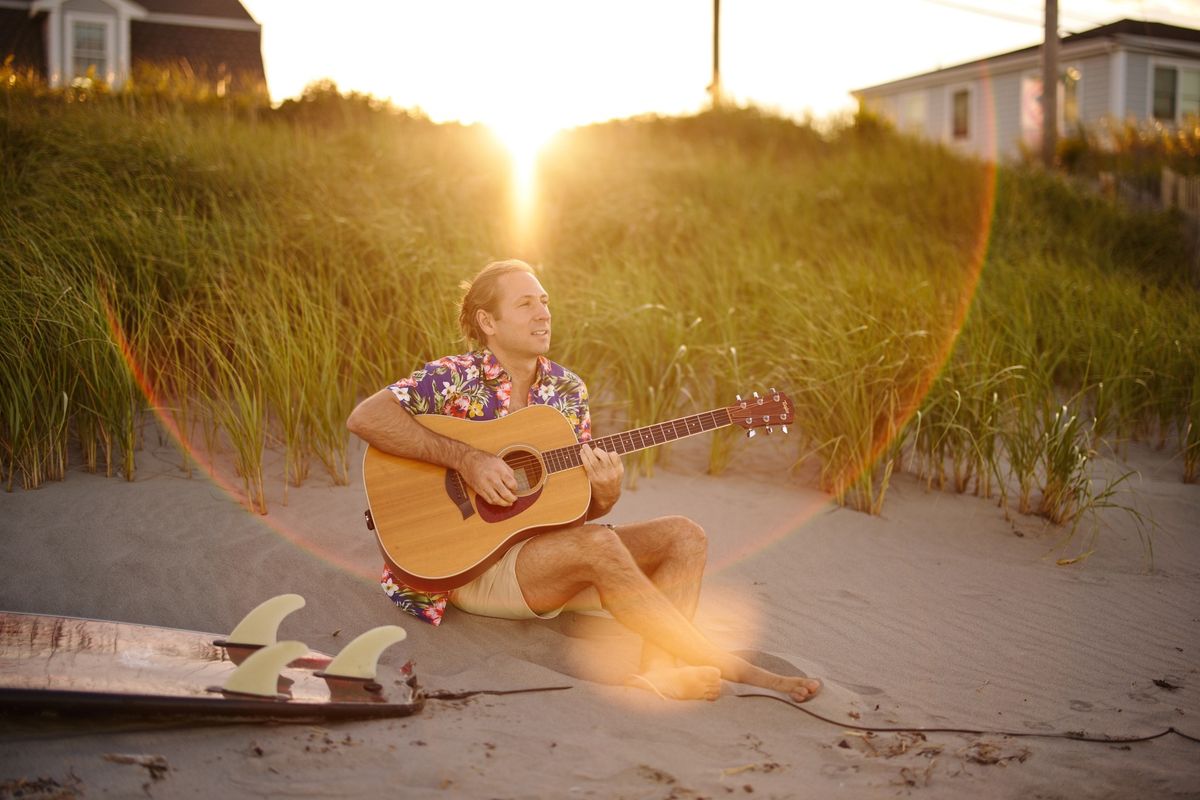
{"left": 1154, "top": 66, "right": 1178, "bottom": 120}
{"left": 1154, "top": 65, "right": 1200, "bottom": 122}
{"left": 71, "top": 20, "right": 109, "bottom": 80}
{"left": 1183, "top": 70, "right": 1200, "bottom": 120}
{"left": 898, "top": 91, "right": 927, "bottom": 133}
{"left": 1063, "top": 67, "right": 1080, "bottom": 128}
{"left": 952, "top": 89, "right": 969, "bottom": 139}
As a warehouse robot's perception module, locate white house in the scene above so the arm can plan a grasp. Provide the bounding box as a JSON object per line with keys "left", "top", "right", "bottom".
{"left": 0, "top": 0, "right": 264, "bottom": 90}
{"left": 852, "top": 19, "right": 1200, "bottom": 161}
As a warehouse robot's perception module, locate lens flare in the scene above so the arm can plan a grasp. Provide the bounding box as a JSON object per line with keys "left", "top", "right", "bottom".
{"left": 97, "top": 292, "right": 374, "bottom": 582}
{"left": 702, "top": 69, "right": 1000, "bottom": 562}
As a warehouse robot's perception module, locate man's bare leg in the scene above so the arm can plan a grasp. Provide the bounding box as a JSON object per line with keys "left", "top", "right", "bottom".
{"left": 608, "top": 517, "right": 717, "bottom": 698}
{"left": 516, "top": 521, "right": 821, "bottom": 702}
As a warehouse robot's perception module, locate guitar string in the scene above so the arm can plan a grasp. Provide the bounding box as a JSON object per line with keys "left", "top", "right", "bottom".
{"left": 486, "top": 409, "right": 740, "bottom": 475}
{"left": 448, "top": 403, "right": 783, "bottom": 496}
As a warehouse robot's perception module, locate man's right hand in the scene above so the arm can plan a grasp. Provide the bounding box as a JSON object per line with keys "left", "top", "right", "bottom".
{"left": 347, "top": 389, "right": 519, "bottom": 506}
{"left": 459, "top": 449, "right": 519, "bottom": 507}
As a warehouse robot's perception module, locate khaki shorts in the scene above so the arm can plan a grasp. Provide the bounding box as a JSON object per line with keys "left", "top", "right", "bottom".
{"left": 448, "top": 537, "right": 607, "bottom": 620}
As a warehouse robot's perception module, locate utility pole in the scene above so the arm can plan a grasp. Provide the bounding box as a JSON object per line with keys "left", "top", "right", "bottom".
{"left": 1042, "top": 0, "right": 1058, "bottom": 168}
{"left": 710, "top": 0, "right": 723, "bottom": 108}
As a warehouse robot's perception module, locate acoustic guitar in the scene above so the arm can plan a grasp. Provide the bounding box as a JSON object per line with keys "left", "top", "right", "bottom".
{"left": 363, "top": 390, "right": 792, "bottom": 591}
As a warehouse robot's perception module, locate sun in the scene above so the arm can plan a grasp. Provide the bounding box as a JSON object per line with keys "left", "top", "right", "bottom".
{"left": 485, "top": 116, "right": 561, "bottom": 246}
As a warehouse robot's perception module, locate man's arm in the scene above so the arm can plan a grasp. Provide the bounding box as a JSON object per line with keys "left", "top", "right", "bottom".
{"left": 347, "top": 389, "right": 520, "bottom": 507}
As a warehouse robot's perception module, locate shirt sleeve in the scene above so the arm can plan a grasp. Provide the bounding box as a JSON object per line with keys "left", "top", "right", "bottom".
{"left": 386, "top": 365, "right": 439, "bottom": 415}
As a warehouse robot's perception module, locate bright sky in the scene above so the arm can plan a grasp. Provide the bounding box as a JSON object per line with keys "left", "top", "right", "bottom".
{"left": 239, "top": 0, "right": 1198, "bottom": 131}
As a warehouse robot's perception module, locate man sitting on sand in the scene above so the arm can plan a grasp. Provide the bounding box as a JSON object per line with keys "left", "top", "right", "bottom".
{"left": 347, "top": 259, "right": 820, "bottom": 703}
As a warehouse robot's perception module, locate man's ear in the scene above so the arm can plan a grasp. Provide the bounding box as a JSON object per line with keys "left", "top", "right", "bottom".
{"left": 476, "top": 308, "right": 496, "bottom": 336}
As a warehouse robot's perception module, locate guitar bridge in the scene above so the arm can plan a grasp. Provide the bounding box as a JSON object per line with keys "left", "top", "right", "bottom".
{"left": 445, "top": 470, "right": 475, "bottom": 521}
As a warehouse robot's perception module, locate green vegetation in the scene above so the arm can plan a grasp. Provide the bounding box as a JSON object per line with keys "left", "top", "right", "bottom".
{"left": 2, "top": 76, "right": 1196, "bottom": 562}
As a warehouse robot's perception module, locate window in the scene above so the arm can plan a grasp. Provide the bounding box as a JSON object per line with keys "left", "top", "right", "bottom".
{"left": 1154, "top": 66, "right": 1178, "bottom": 120}
{"left": 1182, "top": 69, "right": 1200, "bottom": 120}
{"left": 897, "top": 91, "right": 927, "bottom": 133}
{"left": 1063, "top": 67, "right": 1080, "bottom": 128}
{"left": 952, "top": 89, "right": 969, "bottom": 139}
{"left": 1154, "top": 64, "right": 1200, "bottom": 123}
{"left": 71, "top": 20, "right": 109, "bottom": 80}
{"left": 1021, "top": 69, "right": 1078, "bottom": 144}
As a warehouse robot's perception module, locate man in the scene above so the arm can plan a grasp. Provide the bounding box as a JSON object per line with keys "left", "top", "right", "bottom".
{"left": 347, "top": 259, "right": 820, "bottom": 703}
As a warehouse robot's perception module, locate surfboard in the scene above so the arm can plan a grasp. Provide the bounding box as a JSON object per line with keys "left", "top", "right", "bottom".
{"left": 0, "top": 595, "right": 423, "bottom": 720}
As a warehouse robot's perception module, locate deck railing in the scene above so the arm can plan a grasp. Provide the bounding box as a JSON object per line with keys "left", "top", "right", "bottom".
{"left": 1162, "top": 168, "right": 1200, "bottom": 218}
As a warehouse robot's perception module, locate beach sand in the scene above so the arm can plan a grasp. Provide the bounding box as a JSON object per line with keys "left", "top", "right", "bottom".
{"left": 1, "top": 428, "right": 1198, "bottom": 799}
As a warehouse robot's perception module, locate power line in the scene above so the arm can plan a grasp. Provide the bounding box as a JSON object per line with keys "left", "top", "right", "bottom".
{"left": 920, "top": 0, "right": 1108, "bottom": 31}
{"left": 923, "top": 0, "right": 1044, "bottom": 27}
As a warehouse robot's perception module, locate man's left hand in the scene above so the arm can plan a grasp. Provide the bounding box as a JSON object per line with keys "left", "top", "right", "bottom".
{"left": 580, "top": 443, "right": 623, "bottom": 511}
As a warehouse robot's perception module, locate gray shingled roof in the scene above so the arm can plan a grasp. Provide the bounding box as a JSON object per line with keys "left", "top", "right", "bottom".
{"left": 132, "top": 0, "right": 256, "bottom": 22}
{"left": 856, "top": 18, "right": 1200, "bottom": 94}
{"left": 965, "top": 17, "right": 1200, "bottom": 65}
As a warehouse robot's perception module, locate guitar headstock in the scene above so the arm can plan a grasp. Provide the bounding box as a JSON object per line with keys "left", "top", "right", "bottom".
{"left": 728, "top": 389, "right": 792, "bottom": 438}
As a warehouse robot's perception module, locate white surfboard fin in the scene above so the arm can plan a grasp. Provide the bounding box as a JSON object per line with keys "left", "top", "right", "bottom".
{"left": 220, "top": 593, "right": 306, "bottom": 647}
{"left": 318, "top": 626, "right": 407, "bottom": 681}
{"left": 218, "top": 640, "right": 309, "bottom": 698}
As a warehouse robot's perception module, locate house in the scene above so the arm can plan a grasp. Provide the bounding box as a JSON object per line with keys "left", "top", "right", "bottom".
{"left": 852, "top": 19, "right": 1200, "bottom": 161}
{"left": 0, "top": 0, "right": 265, "bottom": 91}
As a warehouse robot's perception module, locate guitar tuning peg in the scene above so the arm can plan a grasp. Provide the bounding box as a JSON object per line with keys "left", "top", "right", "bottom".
{"left": 781, "top": 425, "right": 789, "bottom": 434}
{"left": 769, "top": 387, "right": 777, "bottom": 394}
{"left": 752, "top": 391, "right": 760, "bottom": 399}
{"left": 735, "top": 394, "right": 742, "bottom": 402}
{"left": 746, "top": 429, "right": 756, "bottom": 439}
{"left": 766, "top": 426, "right": 774, "bottom": 434}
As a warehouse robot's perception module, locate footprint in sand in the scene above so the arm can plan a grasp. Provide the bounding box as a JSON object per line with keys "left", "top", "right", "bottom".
{"left": 1069, "top": 700, "right": 1094, "bottom": 712}
{"left": 1023, "top": 720, "right": 1055, "bottom": 731}
{"left": 732, "top": 650, "right": 813, "bottom": 678}
{"left": 1128, "top": 691, "right": 1161, "bottom": 705}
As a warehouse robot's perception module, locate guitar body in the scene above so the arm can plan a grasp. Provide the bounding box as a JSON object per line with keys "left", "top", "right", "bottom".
{"left": 363, "top": 405, "right": 592, "bottom": 592}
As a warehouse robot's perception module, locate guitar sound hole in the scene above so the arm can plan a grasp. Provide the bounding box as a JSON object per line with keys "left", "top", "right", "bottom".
{"left": 502, "top": 449, "right": 542, "bottom": 493}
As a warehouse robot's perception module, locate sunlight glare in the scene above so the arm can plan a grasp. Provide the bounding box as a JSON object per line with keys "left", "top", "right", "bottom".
{"left": 486, "top": 115, "right": 559, "bottom": 246}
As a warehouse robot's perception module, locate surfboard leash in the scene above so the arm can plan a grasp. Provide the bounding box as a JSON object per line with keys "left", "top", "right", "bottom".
{"left": 733, "top": 690, "right": 1200, "bottom": 745}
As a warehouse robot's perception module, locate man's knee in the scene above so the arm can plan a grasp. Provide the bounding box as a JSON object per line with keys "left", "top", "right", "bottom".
{"left": 663, "top": 515, "right": 707, "bottom": 558}
{"left": 576, "top": 524, "right": 634, "bottom": 578}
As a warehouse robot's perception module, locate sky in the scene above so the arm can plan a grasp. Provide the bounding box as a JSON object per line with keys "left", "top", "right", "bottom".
{"left": 238, "top": 0, "right": 1199, "bottom": 135}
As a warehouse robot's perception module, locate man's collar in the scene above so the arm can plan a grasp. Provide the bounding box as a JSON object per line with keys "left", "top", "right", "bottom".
{"left": 479, "top": 348, "right": 501, "bottom": 375}
{"left": 479, "top": 348, "right": 549, "bottom": 382}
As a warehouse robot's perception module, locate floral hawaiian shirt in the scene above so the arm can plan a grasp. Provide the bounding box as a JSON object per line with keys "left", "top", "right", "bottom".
{"left": 379, "top": 349, "right": 591, "bottom": 625}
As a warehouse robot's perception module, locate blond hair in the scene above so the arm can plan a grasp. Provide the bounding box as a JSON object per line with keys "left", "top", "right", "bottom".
{"left": 458, "top": 259, "right": 537, "bottom": 346}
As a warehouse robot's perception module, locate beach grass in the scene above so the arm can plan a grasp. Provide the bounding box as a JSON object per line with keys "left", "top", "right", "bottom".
{"left": 1, "top": 76, "right": 1196, "bottom": 560}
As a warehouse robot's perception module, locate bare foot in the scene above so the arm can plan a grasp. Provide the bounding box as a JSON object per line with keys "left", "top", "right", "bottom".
{"left": 776, "top": 675, "right": 821, "bottom": 703}
{"left": 626, "top": 666, "right": 722, "bottom": 701}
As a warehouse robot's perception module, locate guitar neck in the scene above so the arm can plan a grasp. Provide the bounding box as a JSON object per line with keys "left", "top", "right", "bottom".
{"left": 542, "top": 407, "right": 734, "bottom": 474}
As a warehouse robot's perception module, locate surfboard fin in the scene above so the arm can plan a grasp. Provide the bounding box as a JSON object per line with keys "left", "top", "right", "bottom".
{"left": 318, "top": 625, "right": 407, "bottom": 681}
{"left": 218, "top": 640, "right": 309, "bottom": 698}
{"left": 219, "top": 593, "right": 306, "bottom": 647}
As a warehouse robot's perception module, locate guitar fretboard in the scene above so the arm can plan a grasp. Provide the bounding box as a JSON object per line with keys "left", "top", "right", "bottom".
{"left": 542, "top": 408, "right": 734, "bottom": 474}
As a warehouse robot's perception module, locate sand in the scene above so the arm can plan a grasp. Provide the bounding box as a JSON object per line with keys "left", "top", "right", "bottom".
{"left": 1, "top": 427, "right": 1198, "bottom": 799}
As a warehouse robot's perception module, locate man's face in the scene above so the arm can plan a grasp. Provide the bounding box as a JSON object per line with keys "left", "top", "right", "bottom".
{"left": 479, "top": 271, "right": 551, "bottom": 361}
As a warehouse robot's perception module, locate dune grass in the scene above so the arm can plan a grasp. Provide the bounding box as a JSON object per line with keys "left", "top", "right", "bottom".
{"left": 1, "top": 76, "right": 1196, "bottom": 562}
